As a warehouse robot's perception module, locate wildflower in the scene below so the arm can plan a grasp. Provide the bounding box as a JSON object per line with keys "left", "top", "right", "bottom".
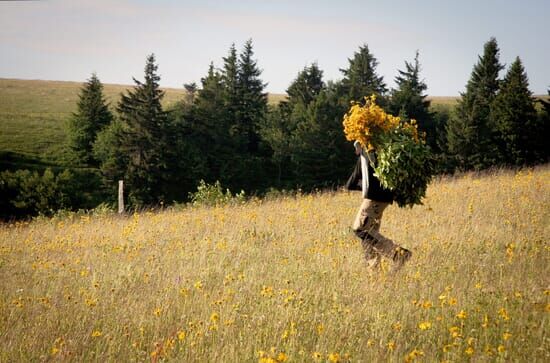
{"left": 503, "top": 331, "right": 512, "bottom": 340}
{"left": 387, "top": 341, "right": 395, "bottom": 351}
{"left": 456, "top": 310, "right": 467, "bottom": 319}
{"left": 153, "top": 307, "right": 161, "bottom": 317}
{"left": 498, "top": 345, "right": 506, "bottom": 353}
{"left": 194, "top": 280, "right": 203, "bottom": 290}
{"left": 210, "top": 312, "right": 219, "bottom": 323}
{"left": 465, "top": 346, "right": 474, "bottom": 355}
{"left": 422, "top": 300, "right": 433, "bottom": 309}
{"left": 449, "top": 326, "right": 461, "bottom": 338}
{"left": 498, "top": 307, "right": 510, "bottom": 321}
{"left": 177, "top": 330, "right": 186, "bottom": 341}
{"left": 418, "top": 321, "right": 432, "bottom": 330}
{"left": 277, "top": 352, "right": 288, "bottom": 362}
{"left": 312, "top": 351, "right": 322, "bottom": 360}
{"left": 482, "top": 314, "right": 489, "bottom": 328}
{"left": 405, "top": 348, "right": 424, "bottom": 362}
{"left": 328, "top": 352, "right": 340, "bottom": 362}
{"left": 91, "top": 330, "right": 102, "bottom": 337}
{"left": 316, "top": 323, "right": 324, "bottom": 335}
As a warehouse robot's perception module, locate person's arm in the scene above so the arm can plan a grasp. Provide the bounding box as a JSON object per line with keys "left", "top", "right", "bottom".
{"left": 344, "top": 156, "right": 362, "bottom": 191}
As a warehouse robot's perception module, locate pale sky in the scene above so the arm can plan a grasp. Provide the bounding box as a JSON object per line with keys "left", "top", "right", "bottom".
{"left": 1, "top": 0, "right": 548, "bottom": 95}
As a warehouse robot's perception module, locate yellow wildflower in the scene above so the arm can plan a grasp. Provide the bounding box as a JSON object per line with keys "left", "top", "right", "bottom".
{"left": 328, "top": 352, "right": 340, "bottom": 362}
{"left": 418, "top": 321, "right": 432, "bottom": 330}
{"left": 456, "top": 310, "right": 467, "bottom": 319}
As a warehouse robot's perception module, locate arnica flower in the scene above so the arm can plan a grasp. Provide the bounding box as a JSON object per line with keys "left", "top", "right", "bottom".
{"left": 456, "top": 310, "right": 467, "bottom": 319}
{"left": 91, "top": 330, "right": 102, "bottom": 337}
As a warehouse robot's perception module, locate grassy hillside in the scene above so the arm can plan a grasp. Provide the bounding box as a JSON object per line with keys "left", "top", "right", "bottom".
{"left": 0, "top": 166, "right": 548, "bottom": 362}
{"left": 0, "top": 78, "right": 286, "bottom": 166}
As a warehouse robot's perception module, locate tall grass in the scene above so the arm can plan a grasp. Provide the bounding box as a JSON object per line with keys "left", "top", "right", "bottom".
{"left": 0, "top": 166, "right": 549, "bottom": 362}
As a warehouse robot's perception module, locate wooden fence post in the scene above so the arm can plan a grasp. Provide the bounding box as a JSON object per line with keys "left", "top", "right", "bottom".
{"left": 118, "top": 180, "right": 124, "bottom": 214}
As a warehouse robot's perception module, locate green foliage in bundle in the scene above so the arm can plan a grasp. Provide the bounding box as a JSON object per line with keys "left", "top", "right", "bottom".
{"left": 373, "top": 124, "right": 436, "bottom": 208}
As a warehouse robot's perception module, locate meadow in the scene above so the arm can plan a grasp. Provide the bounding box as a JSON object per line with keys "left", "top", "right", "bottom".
{"left": 0, "top": 78, "right": 285, "bottom": 167}
{"left": 0, "top": 166, "right": 548, "bottom": 362}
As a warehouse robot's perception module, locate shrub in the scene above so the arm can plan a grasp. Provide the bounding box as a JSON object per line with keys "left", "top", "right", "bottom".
{"left": 188, "top": 180, "right": 246, "bottom": 206}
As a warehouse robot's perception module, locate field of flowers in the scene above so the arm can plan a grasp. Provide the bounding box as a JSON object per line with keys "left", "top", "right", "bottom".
{"left": 0, "top": 166, "right": 549, "bottom": 362}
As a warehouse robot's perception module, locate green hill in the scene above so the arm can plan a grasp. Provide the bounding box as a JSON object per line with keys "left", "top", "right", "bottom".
{"left": 0, "top": 78, "right": 286, "bottom": 168}
{"left": 1, "top": 78, "right": 546, "bottom": 171}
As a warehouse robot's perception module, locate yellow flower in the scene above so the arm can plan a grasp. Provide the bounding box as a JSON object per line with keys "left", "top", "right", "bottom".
{"left": 449, "top": 326, "right": 461, "bottom": 338}
{"left": 328, "top": 352, "right": 340, "bottom": 363}
{"left": 387, "top": 341, "right": 395, "bottom": 351}
{"left": 194, "top": 280, "right": 203, "bottom": 290}
{"left": 177, "top": 330, "right": 186, "bottom": 341}
{"left": 465, "top": 346, "right": 474, "bottom": 355}
{"left": 456, "top": 310, "right": 467, "bottom": 319}
{"left": 498, "top": 345, "right": 506, "bottom": 353}
{"left": 503, "top": 332, "right": 512, "bottom": 340}
{"left": 91, "top": 330, "right": 102, "bottom": 337}
{"left": 498, "top": 307, "right": 510, "bottom": 321}
{"left": 210, "top": 312, "right": 219, "bottom": 323}
{"left": 277, "top": 352, "right": 288, "bottom": 362}
{"left": 418, "top": 321, "right": 432, "bottom": 330}
{"left": 405, "top": 348, "right": 424, "bottom": 362}
{"left": 312, "top": 351, "right": 322, "bottom": 360}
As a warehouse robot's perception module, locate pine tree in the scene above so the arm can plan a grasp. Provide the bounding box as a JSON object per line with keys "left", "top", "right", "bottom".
{"left": 193, "top": 62, "right": 235, "bottom": 184}
{"left": 389, "top": 51, "right": 434, "bottom": 143}
{"left": 446, "top": 37, "right": 503, "bottom": 170}
{"left": 260, "top": 64, "right": 325, "bottom": 186}
{"left": 236, "top": 39, "right": 268, "bottom": 154}
{"left": 115, "top": 54, "right": 170, "bottom": 206}
{"left": 67, "top": 73, "right": 113, "bottom": 165}
{"left": 490, "top": 57, "right": 538, "bottom": 165}
{"left": 286, "top": 63, "right": 325, "bottom": 106}
{"left": 340, "top": 44, "right": 387, "bottom": 103}
{"left": 290, "top": 85, "right": 354, "bottom": 189}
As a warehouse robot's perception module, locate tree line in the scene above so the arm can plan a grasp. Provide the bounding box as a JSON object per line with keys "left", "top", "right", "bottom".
{"left": 1, "top": 38, "right": 548, "bottom": 218}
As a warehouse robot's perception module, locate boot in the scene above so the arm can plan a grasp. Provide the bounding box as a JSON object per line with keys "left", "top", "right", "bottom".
{"left": 390, "top": 247, "right": 412, "bottom": 272}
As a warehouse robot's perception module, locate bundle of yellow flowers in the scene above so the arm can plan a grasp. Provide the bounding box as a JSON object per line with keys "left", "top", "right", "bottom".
{"left": 342, "top": 95, "right": 434, "bottom": 207}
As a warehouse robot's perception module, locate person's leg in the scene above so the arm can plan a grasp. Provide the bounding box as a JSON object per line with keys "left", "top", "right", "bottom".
{"left": 352, "top": 199, "right": 382, "bottom": 268}
{"left": 353, "top": 199, "right": 412, "bottom": 270}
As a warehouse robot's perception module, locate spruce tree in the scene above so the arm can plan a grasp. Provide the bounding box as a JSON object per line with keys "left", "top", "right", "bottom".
{"left": 67, "top": 73, "right": 113, "bottom": 165}
{"left": 446, "top": 37, "right": 503, "bottom": 169}
{"left": 290, "top": 84, "right": 353, "bottom": 189}
{"left": 193, "top": 63, "right": 235, "bottom": 184}
{"left": 236, "top": 39, "right": 268, "bottom": 154}
{"left": 389, "top": 51, "right": 434, "bottom": 143}
{"left": 340, "top": 44, "right": 387, "bottom": 103}
{"left": 260, "top": 64, "right": 325, "bottom": 187}
{"left": 116, "top": 54, "right": 170, "bottom": 206}
{"left": 490, "top": 57, "right": 538, "bottom": 165}
{"left": 286, "top": 63, "right": 325, "bottom": 106}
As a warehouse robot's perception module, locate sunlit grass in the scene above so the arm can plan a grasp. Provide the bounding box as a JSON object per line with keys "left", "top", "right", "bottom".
{"left": 0, "top": 166, "right": 549, "bottom": 362}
